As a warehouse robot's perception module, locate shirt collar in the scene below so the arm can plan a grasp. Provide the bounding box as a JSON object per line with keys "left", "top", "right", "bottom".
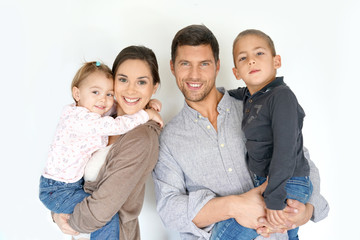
{"left": 245, "top": 76, "right": 286, "bottom": 97}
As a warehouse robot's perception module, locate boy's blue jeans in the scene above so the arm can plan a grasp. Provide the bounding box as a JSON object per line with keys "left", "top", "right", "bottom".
{"left": 210, "top": 175, "right": 313, "bottom": 240}
{"left": 39, "top": 176, "right": 119, "bottom": 240}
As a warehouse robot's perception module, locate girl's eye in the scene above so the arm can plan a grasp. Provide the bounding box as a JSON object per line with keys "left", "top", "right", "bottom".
{"left": 107, "top": 93, "right": 114, "bottom": 97}
{"left": 92, "top": 91, "right": 99, "bottom": 95}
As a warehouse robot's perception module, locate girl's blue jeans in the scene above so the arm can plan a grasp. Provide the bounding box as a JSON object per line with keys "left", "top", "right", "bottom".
{"left": 210, "top": 175, "right": 313, "bottom": 240}
{"left": 39, "top": 176, "right": 119, "bottom": 240}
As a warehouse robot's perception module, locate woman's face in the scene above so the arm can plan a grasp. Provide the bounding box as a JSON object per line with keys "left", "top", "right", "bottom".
{"left": 114, "top": 59, "right": 158, "bottom": 116}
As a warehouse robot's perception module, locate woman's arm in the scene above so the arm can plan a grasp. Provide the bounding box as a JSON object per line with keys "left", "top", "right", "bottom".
{"left": 68, "top": 123, "right": 160, "bottom": 233}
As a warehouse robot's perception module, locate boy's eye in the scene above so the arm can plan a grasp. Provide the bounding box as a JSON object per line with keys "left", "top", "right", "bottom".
{"left": 239, "top": 56, "right": 246, "bottom": 62}
{"left": 256, "top": 52, "right": 264, "bottom": 56}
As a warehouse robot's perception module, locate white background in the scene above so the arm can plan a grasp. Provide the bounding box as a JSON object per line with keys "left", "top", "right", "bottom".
{"left": 0, "top": 0, "right": 359, "bottom": 239}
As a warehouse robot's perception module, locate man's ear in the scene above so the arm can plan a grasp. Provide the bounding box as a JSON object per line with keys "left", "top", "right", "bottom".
{"left": 232, "top": 67, "right": 241, "bottom": 80}
{"left": 72, "top": 86, "right": 80, "bottom": 102}
{"left": 170, "top": 60, "right": 175, "bottom": 75}
{"left": 274, "top": 55, "right": 282, "bottom": 69}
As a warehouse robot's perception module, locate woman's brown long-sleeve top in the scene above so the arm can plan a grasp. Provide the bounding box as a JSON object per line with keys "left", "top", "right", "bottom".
{"left": 69, "top": 120, "right": 161, "bottom": 240}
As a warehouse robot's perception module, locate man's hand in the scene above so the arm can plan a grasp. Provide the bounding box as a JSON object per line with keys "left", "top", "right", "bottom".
{"left": 284, "top": 199, "right": 313, "bottom": 228}
{"left": 256, "top": 199, "right": 313, "bottom": 237}
{"left": 53, "top": 213, "right": 79, "bottom": 236}
{"left": 232, "top": 181, "right": 268, "bottom": 229}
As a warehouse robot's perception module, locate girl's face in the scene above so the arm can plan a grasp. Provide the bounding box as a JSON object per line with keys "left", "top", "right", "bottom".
{"left": 72, "top": 71, "right": 114, "bottom": 115}
{"left": 114, "top": 59, "right": 158, "bottom": 116}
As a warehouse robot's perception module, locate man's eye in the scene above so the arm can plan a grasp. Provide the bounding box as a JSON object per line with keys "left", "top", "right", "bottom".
{"left": 201, "top": 62, "right": 209, "bottom": 66}
{"left": 180, "top": 62, "right": 189, "bottom": 66}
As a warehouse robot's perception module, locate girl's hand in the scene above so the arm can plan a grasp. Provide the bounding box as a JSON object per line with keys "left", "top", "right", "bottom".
{"left": 147, "top": 99, "right": 162, "bottom": 112}
{"left": 145, "top": 109, "right": 164, "bottom": 128}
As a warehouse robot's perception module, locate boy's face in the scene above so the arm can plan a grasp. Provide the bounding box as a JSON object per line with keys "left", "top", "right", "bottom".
{"left": 232, "top": 34, "right": 281, "bottom": 94}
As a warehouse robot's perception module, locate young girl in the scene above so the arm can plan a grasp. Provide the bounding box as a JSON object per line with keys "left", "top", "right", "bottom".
{"left": 39, "top": 61, "right": 163, "bottom": 239}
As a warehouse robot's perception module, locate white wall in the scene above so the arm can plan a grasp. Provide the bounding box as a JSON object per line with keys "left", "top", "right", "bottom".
{"left": 0, "top": 0, "right": 359, "bottom": 239}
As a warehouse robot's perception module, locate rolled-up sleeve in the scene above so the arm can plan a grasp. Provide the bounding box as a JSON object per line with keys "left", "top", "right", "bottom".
{"left": 152, "top": 140, "right": 216, "bottom": 239}
{"left": 304, "top": 147, "right": 330, "bottom": 222}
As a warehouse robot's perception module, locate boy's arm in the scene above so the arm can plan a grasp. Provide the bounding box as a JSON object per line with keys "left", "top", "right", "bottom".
{"left": 228, "top": 87, "right": 247, "bottom": 100}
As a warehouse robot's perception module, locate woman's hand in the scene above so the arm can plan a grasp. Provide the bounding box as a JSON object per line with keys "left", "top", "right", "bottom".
{"left": 53, "top": 213, "right": 79, "bottom": 236}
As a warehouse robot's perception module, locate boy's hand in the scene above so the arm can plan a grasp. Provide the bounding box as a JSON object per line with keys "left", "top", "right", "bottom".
{"left": 147, "top": 99, "right": 162, "bottom": 112}
{"left": 145, "top": 109, "right": 164, "bottom": 128}
{"left": 266, "top": 208, "right": 287, "bottom": 226}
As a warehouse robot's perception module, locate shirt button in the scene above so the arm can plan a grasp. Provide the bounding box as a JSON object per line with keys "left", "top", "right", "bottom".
{"left": 228, "top": 168, "right": 233, "bottom": 172}
{"left": 220, "top": 143, "right": 225, "bottom": 147}
{"left": 206, "top": 125, "right": 211, "bottom": 129}
{"left": 249, "top": 99, "right": 253, "bottom": 103}
{"left": 246, "top": 109, "right": 250, "bottom": 113}
{"left": 194, "top": 119, "right": 198, "bottom": 122}
{"left": 226, "top": 108, "right": 230, "bottom": 112}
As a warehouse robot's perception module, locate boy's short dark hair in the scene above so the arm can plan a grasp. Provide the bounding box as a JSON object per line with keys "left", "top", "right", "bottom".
{"left": 171, "top": 24, "right": 219, "bottom": 63}
{"left": 233, "top": 29, "right": 276, "bottom": 58}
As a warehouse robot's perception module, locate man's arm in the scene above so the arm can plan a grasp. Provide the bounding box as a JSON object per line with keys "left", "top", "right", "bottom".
{"left": 152, "top": 140, "right": 218, "bottom": 238}
{"left": 193, "top": 183, "right": 268, "bottom": 230}
{"left": 256, "top": 147, "right": 329, "bottom": 236}
{"left": 304, "top": 147, "right": 329, "bottom": 221}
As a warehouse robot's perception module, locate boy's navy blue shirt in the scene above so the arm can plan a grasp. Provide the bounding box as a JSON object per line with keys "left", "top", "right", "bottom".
{"left": 229, "top": 76, "right": 310, "bottom": 210}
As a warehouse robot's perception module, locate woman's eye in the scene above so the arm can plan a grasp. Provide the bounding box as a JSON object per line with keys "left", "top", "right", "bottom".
{"left": 118, "top": 78, "right": 127, "bottom": 83}
{"left": 138, "top": 80, "right": 147, "bottom": 85}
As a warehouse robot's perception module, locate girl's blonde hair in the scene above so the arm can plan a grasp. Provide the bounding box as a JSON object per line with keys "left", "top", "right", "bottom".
{"left": 71, "top": 61, "right": 113, "bottom": 102}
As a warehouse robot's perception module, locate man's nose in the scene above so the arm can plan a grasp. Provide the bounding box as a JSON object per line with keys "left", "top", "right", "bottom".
{"left": 189, "top": 66, "right": 200, "bottom": 79}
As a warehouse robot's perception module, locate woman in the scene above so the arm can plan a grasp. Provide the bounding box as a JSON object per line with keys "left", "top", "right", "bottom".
{"left": 53, "top": 45, "right": 162, "bottom": 240}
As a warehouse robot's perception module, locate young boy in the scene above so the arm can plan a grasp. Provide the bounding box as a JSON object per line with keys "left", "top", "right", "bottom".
{"left": 213, "top": 30, "right": 312, "bottom": 240}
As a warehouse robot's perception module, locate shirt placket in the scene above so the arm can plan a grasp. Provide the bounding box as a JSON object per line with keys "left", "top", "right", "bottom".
{"left": 216, "top": 108, "right": 242, "bottom": 189}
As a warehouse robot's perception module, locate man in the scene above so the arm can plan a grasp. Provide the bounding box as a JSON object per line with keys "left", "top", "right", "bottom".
{"left": 152, "top": 24, "right": 329, "bottom": 240}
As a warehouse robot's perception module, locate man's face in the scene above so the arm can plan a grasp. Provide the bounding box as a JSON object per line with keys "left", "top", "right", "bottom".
{"left": 171, "top": 44, "right": 219, "bottom": 103}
